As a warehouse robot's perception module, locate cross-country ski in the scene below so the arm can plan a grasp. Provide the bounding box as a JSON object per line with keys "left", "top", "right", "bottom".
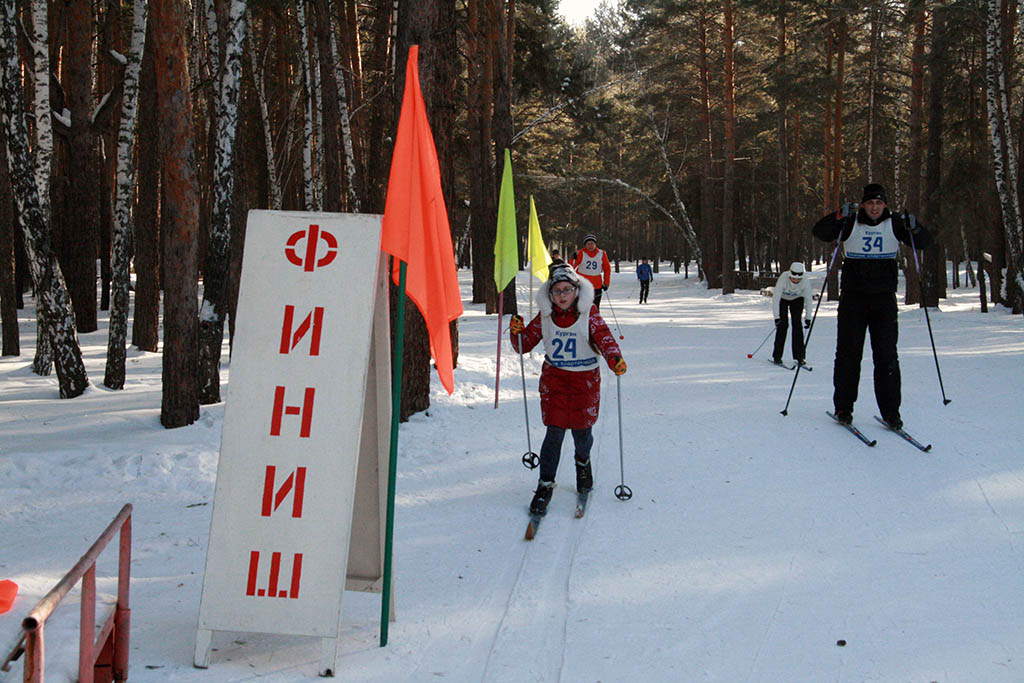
{"left": 827, "top": 410, "right": 878, "bottom": 446}
{"left": 574, "top": 491, "right": 590, "bottom": 518}
{"left": 874, "top": 416, "right": 933, "bottom": 452}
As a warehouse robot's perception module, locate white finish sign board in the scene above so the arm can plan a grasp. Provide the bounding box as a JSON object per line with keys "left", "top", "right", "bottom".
{"left": 196, "top": 211, "right": 383, "bottom": 673}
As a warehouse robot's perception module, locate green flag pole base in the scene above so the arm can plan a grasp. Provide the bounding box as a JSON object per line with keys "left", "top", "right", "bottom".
{"left": 380, "top": 261, "right": 406, "bottom": 647}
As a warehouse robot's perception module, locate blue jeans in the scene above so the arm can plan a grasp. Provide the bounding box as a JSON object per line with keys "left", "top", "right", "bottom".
{"left": 539, "top": 426, "right": 593, "bottom": 483}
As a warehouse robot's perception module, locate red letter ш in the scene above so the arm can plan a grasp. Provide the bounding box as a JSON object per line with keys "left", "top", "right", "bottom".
{"left": 270, "top": 386, "right": 316, "bottom": 438}
{"left": 279, "top": 306, "right": 324, "bottom": 356}
{"left": 262, "top": 466, "right": 307, "bottom": 518}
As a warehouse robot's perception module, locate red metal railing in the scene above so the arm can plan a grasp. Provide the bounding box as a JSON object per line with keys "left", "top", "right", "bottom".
{"left": 1, "top": 503, "right": 132, "bottom": 683}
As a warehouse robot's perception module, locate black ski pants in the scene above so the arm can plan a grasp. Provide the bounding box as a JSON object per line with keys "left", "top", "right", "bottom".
{"left": 832, "top": 291, "right": 901, "bottom": 418}
{"left": 773, "top": 297, "right": 806, "bottom": 362}
{"left": 639, "top": 280, "right": 650, "bottom": 303}
{"left": 538, "top": 426, "right": 593, "bottom": 483}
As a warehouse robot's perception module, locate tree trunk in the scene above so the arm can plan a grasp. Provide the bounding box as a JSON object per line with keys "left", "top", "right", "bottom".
{"left": 296, "top": 0, "right": 318, "bottom": 210}
{"left": 986, "top": 0, "right": 1024, "bottom": 311}
{"left": 698, "top": 4, "right": 718, "bottom": 287}
{"left": 30, "top": 0, "right": 53, "bottom": 226}
{"left": 865, "top": 7, "right": 879, "bottom": 184}
{"left": 197, "top": 0, "right": 246, "bottom": 405}
{"left": 132, "top": 22, "right": 161, "bottom": 352}
{"left": 791, "top": 110, "right": 801, "bottom": 265}
{"left": 329, "top": 20, "right": 361, "bottom": 210}
{"left": 823, "top": 28, "right": 833, "bottom": 217}
{"left": 492, "top": 0, "right": 517, "bottom": 315}
{"left": 313, "top": 0, "right": 342, "bottom": 212}
{"left": 246, "top": 9, "right": 282, "bottom": 209}
{"left": 721, "top": 0, "right": 736, "bottom": 295}
{"left": 152, "top": 0, "right": 200, "bottom": 428}
{"left": 61, "top": 0, "right": 100, "bottom": 333}
{"left": 832, "top": 15, "right": 845, "bottom": 209}
{"left": 921, "top": 4, "right": 948, "bottom": 308}
{"left": 775, "top": 1, "right": 789, "bottom": 266}
{"left": 904, "top": 0, "right": 925, "bottom": 305}
{"left": 1, "top": 129, "right": 17, "bottom": 356}
{"left": 1, "top": 0, "right": 88, "bottom": 397}
{"left": 824, "top": 21, "right": 839, "bottom": 301}
{"left": 104, "top": 0, "right": 149, "bottom": 389}
{"left": 468, "top": 0, "right": 496, "bottom": 307}
{"left": 362, "top": 0, "right": 394, "bottom": 213}
{"left": 341, "top": 0, "right": 365, "bottom": 195}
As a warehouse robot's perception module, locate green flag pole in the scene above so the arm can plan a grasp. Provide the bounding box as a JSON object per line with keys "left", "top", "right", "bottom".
{"left": 380, "top": 260, "right": 407, "bottom": 647}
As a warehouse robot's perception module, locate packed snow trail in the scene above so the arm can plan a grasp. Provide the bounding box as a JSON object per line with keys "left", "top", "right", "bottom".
{"left": 481, "top": 375, "right": 612, "bottom": 681}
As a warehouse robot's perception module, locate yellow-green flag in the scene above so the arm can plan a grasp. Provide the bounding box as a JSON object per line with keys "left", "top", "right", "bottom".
{"left": 494, "top": 149, "right": 518, "bottom": 291}
{"left": 527, "top": 196, "right": 551, "bottom": 282}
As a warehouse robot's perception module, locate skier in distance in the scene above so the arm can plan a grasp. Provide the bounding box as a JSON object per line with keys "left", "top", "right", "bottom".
{"left": 771, "top": 262, "right": 813, "bottom": 367}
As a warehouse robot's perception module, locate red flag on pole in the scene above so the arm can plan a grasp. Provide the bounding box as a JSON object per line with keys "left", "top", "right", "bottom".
{"left": 381, "top": 45, "right": 463, "bottom": 394}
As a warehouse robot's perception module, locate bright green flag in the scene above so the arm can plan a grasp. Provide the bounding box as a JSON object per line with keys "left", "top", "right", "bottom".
{"left": 527, "top": 196, "right": 551, "bottom": 282}
{"left": 494, "top": 148, "right": 519, "bottom": 291}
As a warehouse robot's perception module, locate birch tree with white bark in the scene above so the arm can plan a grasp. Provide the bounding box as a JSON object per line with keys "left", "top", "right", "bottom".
{"left": 330, "top": 18, "right": 360, "bottom": 211}
{"left": 246, "top": 9, "right": 282, "bottom": 209}
{"left": 0, "top": 0, "right": 88, "bottom": 398}
{"left": 198, "top": 0, "right": 247, "bottom": 404}
{"left": 104, "top": 0, "right": 149, "bottom": 390}
{"left": 297, "top": 0, "right": 319, "bottom": 210}
{"left": 984, "top": 0, "right": 1024, "bottom": 310}
{"left": 29, "top": 0, "right": 54, "bottom": 374}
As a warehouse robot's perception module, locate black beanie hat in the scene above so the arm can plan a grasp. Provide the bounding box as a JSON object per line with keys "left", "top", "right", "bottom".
{"left": 861, "top": 183, "right": 888, "bottom": 203}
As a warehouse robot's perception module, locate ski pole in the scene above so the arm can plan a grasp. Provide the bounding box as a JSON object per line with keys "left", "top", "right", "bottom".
{"left": 908, "top": 222, "right": 952, "bottom": 405}
{"left": 603, "top": 289, "right": 624, "bottom": 340}
{"left": 613, "top": 374, "right": 632, "bottom": 501}
{"left": 518, "top": 347, "right": 539, "bottom": 468}
{"left": 781, "top": 242, "right": 841, "bottom": 416}
{"left": 747, "top": 321, "right": 779, "bottom": 359}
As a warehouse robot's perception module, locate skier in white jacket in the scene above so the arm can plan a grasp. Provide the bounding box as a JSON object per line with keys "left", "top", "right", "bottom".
{"left": 771, "top": 262, "right": 813, "bottom": 366}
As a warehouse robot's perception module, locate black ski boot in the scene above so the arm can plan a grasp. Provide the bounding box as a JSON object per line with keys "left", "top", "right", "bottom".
{"left": 575, "top": 457, "right": 593, "bottom": 493}
{"left": 882, "top": 413, "right": 903, "bottom": 430}
{"left": 529, "top": 481, "right": 555, "bottom": 515}
{"left": 835, "top": 409, "right": 853, "bottom": 425}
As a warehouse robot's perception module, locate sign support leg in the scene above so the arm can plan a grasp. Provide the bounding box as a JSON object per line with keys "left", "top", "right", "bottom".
{"left": 193, "top": 628, "right": 212, "bottom": 668}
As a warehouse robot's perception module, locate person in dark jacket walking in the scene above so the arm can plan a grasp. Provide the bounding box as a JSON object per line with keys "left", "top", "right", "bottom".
{"left": 510, "top": 264, "right": 626, "bottom": 515}
{"left": 636, "top": 258, "right": 653, "bottom": 303}
{"left": 812, "top": 183, "right": 932, "bottom": 429}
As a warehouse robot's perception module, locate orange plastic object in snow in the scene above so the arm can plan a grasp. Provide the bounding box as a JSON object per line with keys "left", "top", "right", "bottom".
{"left": 0, "top": 580, "right": 17, "bottom": 614}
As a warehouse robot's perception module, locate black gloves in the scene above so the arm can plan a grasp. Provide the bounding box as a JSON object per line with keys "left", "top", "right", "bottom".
{"left": 602, "top": 284, "right": 609, "bottom": 292}
{"left": 840, "top": 202, "right": 859, "bottom": 218}
{"left": 902, "top": 210, "right": 921, "bottom": 235}
{"left": 775, "top": 318, "right": 781, "bottom": 327}
{"left": 804, "top": 319, "right": 811, "bottom": 329}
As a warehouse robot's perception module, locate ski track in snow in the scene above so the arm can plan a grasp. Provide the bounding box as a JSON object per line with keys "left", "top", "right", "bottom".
{"left": 481, "top": 501, "right": 583, "bottom": 682}
{"left": 975, "top": 478, "right": 1016, "bottom": 553}
{"left": 481, "top": 372, "right": 613, "bottom": 682}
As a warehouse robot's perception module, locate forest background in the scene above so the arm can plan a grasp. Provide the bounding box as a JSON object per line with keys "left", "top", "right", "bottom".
{"left": 2, "top": 0, "right": 1024, "bottom": 425}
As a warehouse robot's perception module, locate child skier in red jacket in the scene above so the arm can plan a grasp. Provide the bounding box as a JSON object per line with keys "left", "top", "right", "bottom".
{"left": 510, "top": 264, "right": 626, "bottom": 515}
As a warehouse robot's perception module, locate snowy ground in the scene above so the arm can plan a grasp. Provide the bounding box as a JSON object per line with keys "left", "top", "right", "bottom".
{"left": 2, "top": 263, "right": 1023, "bottom": 682}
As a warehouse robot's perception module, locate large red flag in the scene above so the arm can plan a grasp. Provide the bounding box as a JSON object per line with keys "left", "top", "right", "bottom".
{"left": 381, "top": 46, "right": 463, "bottom": 394}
